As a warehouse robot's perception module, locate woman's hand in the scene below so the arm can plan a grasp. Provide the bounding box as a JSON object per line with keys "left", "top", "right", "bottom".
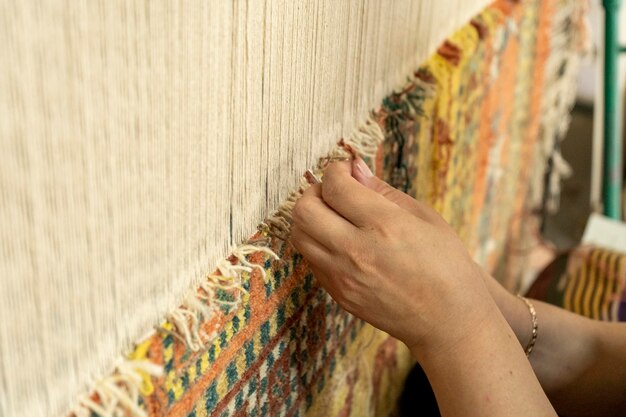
{"left": 290, "top": 158, "right": 496, "bottom": 358}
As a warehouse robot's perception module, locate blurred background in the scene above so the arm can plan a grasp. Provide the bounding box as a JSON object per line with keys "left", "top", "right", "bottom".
{"left": 543, "top": 2, "right": 625, "bottom": 247}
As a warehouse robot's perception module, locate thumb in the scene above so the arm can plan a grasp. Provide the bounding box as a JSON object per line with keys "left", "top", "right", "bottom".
{"left": 351, "top": 157, "right": 445, "bottom": 225}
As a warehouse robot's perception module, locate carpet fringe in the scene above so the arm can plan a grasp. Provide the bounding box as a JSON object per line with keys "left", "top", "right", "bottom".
{"left": 70, "top": 116, "right": 384, "bottom": 417}
{"left": 259, "top": 116, "right": 385, "bottom": 241}
{"left": 74, "top": 359, "right": 163, "bottom": 417}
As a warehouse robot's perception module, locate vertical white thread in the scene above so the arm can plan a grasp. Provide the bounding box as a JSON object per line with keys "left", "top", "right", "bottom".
{"left": 0, "top": 1, "right": 559, "bottom": 416}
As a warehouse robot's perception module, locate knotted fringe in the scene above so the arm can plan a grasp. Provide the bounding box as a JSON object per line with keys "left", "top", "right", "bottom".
{"left": 71, "top": 116, "right": 384, "bottom": 417}
{"left": 72, "top": 245, "right": 279, "bottom": 417}
{"left": 75, "top": 359, "right": 163, "bottom": 417}
{"left": 163, "top": 244, "right": 280, "bottom": 351}
{"left": 259, "top": 116, "right": 385, "bottom": 241}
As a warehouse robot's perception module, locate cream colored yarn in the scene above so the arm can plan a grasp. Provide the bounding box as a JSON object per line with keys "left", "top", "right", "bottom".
{"left": 0, "top": 1, "right": 491, "bottom": 416}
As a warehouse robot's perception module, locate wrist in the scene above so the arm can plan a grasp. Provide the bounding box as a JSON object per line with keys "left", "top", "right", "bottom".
{"left": 411, "top": 306, "right": 557, "bottom": 417}
{"left": 474, "top": 265, "right": 521, "bottom": 324}
{"left": 408, "top": 299, "right": 503, "bottom": 364}
{"left": 468, "top": 266, "right": 537, "bottom": 353}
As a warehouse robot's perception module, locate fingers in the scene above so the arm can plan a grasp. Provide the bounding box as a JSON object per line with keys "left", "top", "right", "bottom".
{"left": 321, "top": 161, "right": 399, "bottom": 228}
{"left": 351, "top": 157, "right": 447, "bottom": 226}
{"left": 307, "top": 261, "right": 347, "bottom": 312}
{"left": 292, "top": 184, "right": 357, "bottom": 252}
{"left": 290, "top": 224, "right": 336, "bottom": 272}
{"left": 291, "top": 225, "right": 344, "bottom": 304}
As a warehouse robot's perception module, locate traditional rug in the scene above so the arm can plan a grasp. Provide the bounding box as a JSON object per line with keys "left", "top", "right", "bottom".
{"left": 0, "top": 0, "right": 587, "bottom": 416}
{"left": 527, "top": 246, "right": 626, "bottom": 322}
{"left": 4, "top": 1, "right": 500, "bottom": 416}
{"left": 63, "top": 1, "right": 590, "bottom": 416}
{"left": 377, "top": 0, "right": 588, "bottom": 286}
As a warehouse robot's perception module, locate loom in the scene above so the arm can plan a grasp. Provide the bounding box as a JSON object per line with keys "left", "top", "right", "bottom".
{"left": 0, "top": 1, "right": 589, "bottom": 416}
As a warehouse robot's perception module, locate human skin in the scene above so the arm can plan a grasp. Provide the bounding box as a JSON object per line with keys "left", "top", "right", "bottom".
{"left": 290, "top": 159, "right": 556, "bottom": 417}
{"left": 483, "top": 272, "right": 626, "bottom": 417}
{"left": 290, "top": 158, "right": 626, "bottom": 417}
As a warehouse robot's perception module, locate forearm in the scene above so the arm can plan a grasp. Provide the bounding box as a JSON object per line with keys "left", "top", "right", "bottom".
{"left": 482, "top": 270, "right": 626, "bottom": 416}
{"left": 413, "top": 302, "right": 557, "bottom": 417}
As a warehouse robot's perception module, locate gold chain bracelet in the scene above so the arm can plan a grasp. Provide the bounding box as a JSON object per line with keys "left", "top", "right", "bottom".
{"left": 516, "top": 295, "right": 538, "bottom": 357}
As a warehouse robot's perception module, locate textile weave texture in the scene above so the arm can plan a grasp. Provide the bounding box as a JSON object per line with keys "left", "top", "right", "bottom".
{"left": 1, "top": 1, "right": 496, "bottom": 415}
{"left": 72, "top": 0, "right": 590, "bottom": 416}
{"left": 528, "top": 246, "right": 626, "bottom": 322}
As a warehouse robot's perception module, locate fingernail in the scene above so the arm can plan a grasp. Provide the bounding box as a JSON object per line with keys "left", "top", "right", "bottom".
{"left": 354, "top": 157, "right": 373, "bottom": 178}
{"left": 304, "top": 169, "right": 321, "bottom": 185}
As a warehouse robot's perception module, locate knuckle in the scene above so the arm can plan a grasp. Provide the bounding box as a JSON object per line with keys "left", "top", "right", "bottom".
{"left": 321, "top": 177, "right": 344, "bottom": 203}
{"left": 302, "top": 184, "right": 318, "bottom": 197}
{"left": 375, "top": 181, "right": 396, "bottom": 198}
{"left": 385, "top": 218, "right": 404, "bottom": 236}
{"left": 416, "top": 201, "right": 447, "bottom": 225}
{"left": 292, "top": 201, "right": 303, "bottom": 223}
{"left": 324, "top": 161, "right": 341, "bottom": 177}
{"left": 308, "top": 183, "right": 322, "bottom": 197}
{"left": 292, "top": 198, "right": 313, "bottom": 223}
{"left": 290, "top": 224, "right": 301, "bottom": 240}
{"left": 370, "top": 212, "right": 399, "bottom": 237}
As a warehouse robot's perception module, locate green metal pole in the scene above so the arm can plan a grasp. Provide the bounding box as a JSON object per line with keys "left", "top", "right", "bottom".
{"left": 602, "top": 0, "right": 623, "bottom": 219}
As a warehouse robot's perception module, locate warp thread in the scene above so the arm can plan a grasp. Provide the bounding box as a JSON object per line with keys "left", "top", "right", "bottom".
{"left": 71, "top": 117, "right": 386, "bottom": 417}
{"left": 72, "top": 243, "right": 279, "bottom": 417}
{"left": 260, "top": 117, "right": 385, "bottom": 241}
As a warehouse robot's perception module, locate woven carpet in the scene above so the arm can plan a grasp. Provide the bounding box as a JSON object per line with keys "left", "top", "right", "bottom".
{"left": 527, "top": 246, "right": 626, "bottom": 322}
{"left": 70, "top": 0, "right": 588, "bottom": 416}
